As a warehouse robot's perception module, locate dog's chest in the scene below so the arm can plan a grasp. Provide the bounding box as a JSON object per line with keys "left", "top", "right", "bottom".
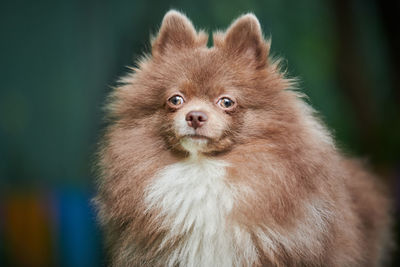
{"left": 144, "top": 158, "right": 256, "bottom": 266}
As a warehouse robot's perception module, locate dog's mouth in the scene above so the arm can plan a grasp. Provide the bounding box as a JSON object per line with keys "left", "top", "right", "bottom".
{"left": 179, "top": 134, "right": 212, "bottom": 154}
{"left": 182, "top": 134, "right": 211, "bottom": 140}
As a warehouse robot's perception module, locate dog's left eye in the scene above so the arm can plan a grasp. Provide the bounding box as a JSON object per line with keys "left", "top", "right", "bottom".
{"left": 168, "top": 95, "right": 184, "bottom": 106}
{"left": 217, "top": 97, "right": 235, "bottom": 109}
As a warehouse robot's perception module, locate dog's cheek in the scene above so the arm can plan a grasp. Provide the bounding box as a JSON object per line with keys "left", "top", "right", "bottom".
{"left": 172, "top": 110, "right": 193, "bottom": 136}
{"left": 208, "top": 112, "right": 230, "bottom": 138}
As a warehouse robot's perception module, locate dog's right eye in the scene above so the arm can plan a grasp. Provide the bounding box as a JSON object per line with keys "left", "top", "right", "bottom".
{"left": 168, "top": 95, "right": 184, "bottom": 106}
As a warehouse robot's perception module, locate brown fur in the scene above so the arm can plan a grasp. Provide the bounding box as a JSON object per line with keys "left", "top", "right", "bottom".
{"left": 94, "top": 10, "right": 392, "bottom": 266}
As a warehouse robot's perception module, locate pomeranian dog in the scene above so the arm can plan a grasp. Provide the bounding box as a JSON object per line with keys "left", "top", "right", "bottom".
{"left": 94, "top": 10, "right": 391, "bottom": 266}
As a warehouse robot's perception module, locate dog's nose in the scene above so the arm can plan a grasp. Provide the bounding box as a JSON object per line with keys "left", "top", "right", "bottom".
{"left": 185, "top": 111, "right": 208, "bottom": 129}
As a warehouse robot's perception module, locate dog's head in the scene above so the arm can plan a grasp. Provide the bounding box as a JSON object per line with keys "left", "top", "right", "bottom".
{"left": 112, "top": 11, "right": 294, "bottom": 156}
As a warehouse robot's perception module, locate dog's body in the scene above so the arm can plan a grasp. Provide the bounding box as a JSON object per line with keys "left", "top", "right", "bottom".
{"left": 94, "top": 11, "right": 391, "bottom": 266}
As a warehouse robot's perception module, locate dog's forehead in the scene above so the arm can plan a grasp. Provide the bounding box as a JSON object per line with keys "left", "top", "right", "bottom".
{"left": 176, "top": 49, "right": 233, "bottom": 92}
{"left": 154, "top": 47, "right": 242, "bottom": 98}
{"left": 183, "top": 49, "right": 222, "bottom": 74}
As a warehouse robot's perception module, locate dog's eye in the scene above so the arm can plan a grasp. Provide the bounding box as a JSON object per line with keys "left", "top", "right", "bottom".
{"left": 217, "top": 97, "right": 235, "bottom": 109}
{"left": 168, "top": 95, "right": 184, "bottom": 106}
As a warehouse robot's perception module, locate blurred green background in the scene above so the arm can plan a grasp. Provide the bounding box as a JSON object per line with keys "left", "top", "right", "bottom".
{"left": 1, "top": 0, "right": 399, "bottom": 266}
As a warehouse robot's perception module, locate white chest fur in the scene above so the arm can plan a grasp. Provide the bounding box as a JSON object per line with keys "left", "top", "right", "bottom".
{"left": 144, "top": 157, "right": 257, "bottom": 267}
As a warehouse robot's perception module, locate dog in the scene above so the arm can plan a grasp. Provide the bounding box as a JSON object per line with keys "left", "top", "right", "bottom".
{"left": 94, "top": 10, "right": 391, "bottom": 266}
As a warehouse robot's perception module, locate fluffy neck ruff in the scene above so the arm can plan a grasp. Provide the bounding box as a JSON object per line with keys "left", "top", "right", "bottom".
{"left": 144, "top": 156, "right": 257, "bottom": 266}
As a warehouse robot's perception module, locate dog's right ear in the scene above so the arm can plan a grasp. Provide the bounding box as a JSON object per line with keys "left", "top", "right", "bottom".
{"left": 152, "top": 10, "right": 206, "bottom": 58}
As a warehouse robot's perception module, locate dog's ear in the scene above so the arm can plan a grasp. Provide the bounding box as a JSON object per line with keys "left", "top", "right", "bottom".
{"left": 152, "top": 10, "right": 206, "bottom": 58}
{"left": 221, "top": 14, "right": 269, "bottom": 68}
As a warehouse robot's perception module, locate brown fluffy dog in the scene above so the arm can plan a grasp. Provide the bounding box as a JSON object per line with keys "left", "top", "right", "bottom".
{"left": 94, "top": 10, "right": 391, "bottom": 266}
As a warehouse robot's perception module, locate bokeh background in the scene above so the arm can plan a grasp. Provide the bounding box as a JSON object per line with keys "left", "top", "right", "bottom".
{"left": 1, "top": 0, "right": 399, "bottom": 266}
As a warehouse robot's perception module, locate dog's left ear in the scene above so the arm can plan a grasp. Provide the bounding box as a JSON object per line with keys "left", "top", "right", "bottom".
{"left": 221, "top": 14, "right": 270, "bottom": 68}
{"left": 152, "top": 10, "right": 207, "bottom": 58}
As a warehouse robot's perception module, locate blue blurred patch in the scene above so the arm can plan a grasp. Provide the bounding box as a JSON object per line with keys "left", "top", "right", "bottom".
{"left": 55, "top": 188, "right": 102, "bottom": 267}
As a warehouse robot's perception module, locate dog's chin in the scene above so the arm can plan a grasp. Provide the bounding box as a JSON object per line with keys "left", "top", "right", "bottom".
{"left": 179, "top": 135, "right": 211, "bottom": 155}
{"left": 178, "top": 134, "right": 235, "bottom": 156}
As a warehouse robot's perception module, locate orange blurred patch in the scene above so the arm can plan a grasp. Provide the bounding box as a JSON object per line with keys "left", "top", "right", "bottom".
{"left": 3, "top": 192, "right": 54, "bottom": 266}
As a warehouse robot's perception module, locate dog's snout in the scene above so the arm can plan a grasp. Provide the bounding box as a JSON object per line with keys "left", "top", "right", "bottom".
{"left": 185, "top": 111, "right": 208, "bottom": 129}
